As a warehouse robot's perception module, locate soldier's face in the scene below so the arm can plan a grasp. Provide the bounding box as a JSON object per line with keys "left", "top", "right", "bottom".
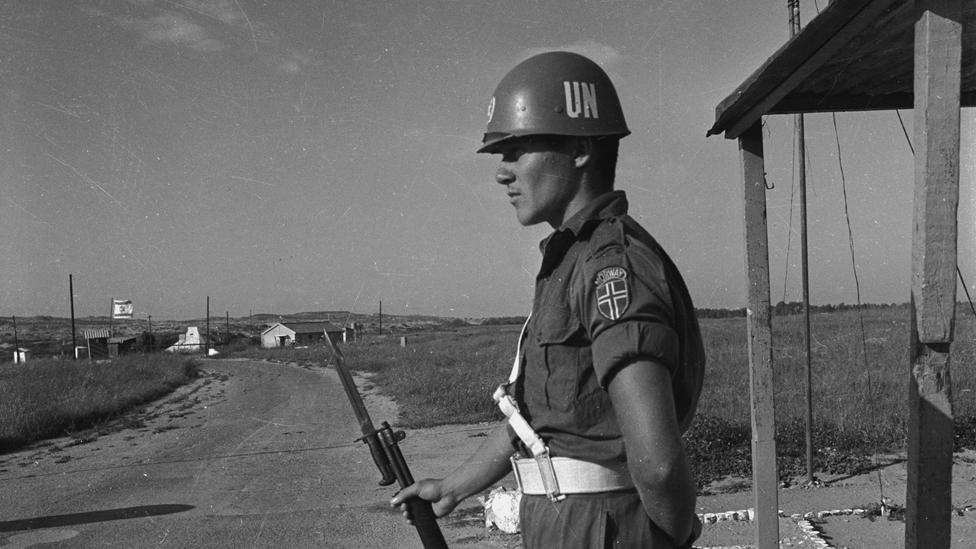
{"left": 492, "top": 136, "right": 581, "bottom": 228}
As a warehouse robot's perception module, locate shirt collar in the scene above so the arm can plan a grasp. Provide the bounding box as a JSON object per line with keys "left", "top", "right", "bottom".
{"left": 539, "top": 190, "right": 629, "bottom": 253}
{"left": 560, "top": 190, "right": 628, "bottom": 235}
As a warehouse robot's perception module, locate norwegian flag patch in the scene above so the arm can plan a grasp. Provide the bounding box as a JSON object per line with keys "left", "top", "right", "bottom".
{"left": 595, "top": 266, "right": 630, "bottom": 321}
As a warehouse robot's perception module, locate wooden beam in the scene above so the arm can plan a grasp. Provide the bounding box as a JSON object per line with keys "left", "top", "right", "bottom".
{"left": 724, "top": 0, "right": 900, "bottom": 139}
{"left": 709, "top": 0, "right": 902, "bottom": 138}
{"left": 906, "top": 1, "right": 961, "bottom": 548}
{"left": 738, "top": 122, "right": 778, "bottom": 549}
{"left": 765, "top": 90, "right": 975, "bottom": 116}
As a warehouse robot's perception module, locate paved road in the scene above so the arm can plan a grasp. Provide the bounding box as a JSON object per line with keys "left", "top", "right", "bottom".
{"left": 0, "top": 359, "right": 514, "bottom": 549}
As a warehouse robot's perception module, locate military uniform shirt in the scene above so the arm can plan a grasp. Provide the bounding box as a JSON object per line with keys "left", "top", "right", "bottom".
{"left": 512, "top": 190, "right": 705, "bottom": 464}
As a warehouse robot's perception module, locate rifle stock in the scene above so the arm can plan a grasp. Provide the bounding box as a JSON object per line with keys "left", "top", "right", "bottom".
{"left": 324, "top": 336, "right": 448, "bottom": 549}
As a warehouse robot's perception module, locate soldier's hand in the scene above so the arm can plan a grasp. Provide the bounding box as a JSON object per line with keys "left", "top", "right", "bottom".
{"left": 390, "top": 479, "right": 459, "bottom": 521}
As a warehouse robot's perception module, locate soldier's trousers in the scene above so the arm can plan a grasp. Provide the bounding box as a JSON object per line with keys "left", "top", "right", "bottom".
{"left": 519, "top": 490, "right": 697, "bottom": 549}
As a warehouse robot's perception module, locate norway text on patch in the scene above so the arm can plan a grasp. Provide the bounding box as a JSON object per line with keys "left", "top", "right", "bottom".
{"left": 595, "top": 266, "right": 629, "bottom": 321}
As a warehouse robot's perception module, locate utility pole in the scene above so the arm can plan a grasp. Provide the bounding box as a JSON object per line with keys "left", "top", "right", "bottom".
{"left": 12, "top": 316, "right": 19, "bottom": 363}
{"left": 69, "top": 274, "right": 77, "bottom": 358}
{"left": 788, "top": 0, "right": 815, "bottom": 484}
{"left": 206, "top": 296, "right": 210, "bottom": 355}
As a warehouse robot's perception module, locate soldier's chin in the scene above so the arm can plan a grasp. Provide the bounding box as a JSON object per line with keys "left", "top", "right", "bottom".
{"left": 513, "top": 209, "right": 543, "bottom": 227}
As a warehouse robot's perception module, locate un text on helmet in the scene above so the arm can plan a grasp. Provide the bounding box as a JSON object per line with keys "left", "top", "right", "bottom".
{"left": 563, "top": 81, "right": 599, "bottom": 119}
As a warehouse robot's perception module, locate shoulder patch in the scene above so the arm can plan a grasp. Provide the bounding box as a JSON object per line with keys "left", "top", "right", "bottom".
{"left": 594, "top": 266, "right": 629, "bottom": 321}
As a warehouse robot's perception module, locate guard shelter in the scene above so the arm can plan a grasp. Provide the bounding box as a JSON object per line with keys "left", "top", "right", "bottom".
{"left": 82, "top": 328, "right": 111, "bottom": 360}
{"left": 706, "top": 0, "right": 972, "bottom": 547}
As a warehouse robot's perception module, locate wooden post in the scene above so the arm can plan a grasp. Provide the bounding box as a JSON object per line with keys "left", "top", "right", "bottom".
{"left": 907, "top": 1, "right": 961, "bottom": 548}
{"left": 739, "top": 122, "right": 779, "bottom": 549}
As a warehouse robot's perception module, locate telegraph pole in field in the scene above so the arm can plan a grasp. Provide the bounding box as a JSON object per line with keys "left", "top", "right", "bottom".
{"left": 787, "top": 0, "right": 815, "bottom": 484}
{"left": 12, "top": 316, "right": 19, "bottom": 363}
{"left": 69, "top": 274, "right": 77, "bottom": 358}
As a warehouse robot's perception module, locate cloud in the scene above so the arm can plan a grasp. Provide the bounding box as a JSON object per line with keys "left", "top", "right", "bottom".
{"left": 273, "top": 48, "right": 314, "bottom": 74}
{"left": 107, "top": 1, "right": 261, "bottom": 54}
{"left": 520, "top": 40, "right": 624, "bottom": 69}
{"left": 111, "top": 9, "right": 224, "bottom": 52}
{"left": 118, "top": 1, "right": 299, "bottom": 73}
{"left": 139, "top": 14, "right": 224, "bottom": 52}
{"left": 180, "top": 0, "right": 244, "bottom": 26}
{"left": 101, "top": 1, "right": 300, "bottom": 72}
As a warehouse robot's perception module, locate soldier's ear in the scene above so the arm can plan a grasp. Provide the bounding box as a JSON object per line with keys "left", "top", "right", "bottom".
{"left": 573, "top": 137, "right": 593, "bottom": 169}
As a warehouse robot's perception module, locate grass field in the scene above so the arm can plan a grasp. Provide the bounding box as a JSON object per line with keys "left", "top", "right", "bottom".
{"left": 4, "top": 306, "right": 974, "bottom": 486}
{"left": 0, "top": 354, "right": 199, "bottom": 453}
{"left": 329, "top": 307, "right": 976, "bottom": 485}
{"left": 333, "top": 309, "right": 976, "bottom": 426}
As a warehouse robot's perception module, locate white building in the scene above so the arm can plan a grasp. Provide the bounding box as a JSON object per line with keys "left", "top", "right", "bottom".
{"left": 166, "top": 326, "right": 208, "bottom": 353}
{"left": 260, "top": 322, "right": 343, "bottom": 348}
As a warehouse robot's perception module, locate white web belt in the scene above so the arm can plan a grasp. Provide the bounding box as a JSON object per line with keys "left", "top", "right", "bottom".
{"left": 511, "top": 457, "right": 634, "bottom": 496}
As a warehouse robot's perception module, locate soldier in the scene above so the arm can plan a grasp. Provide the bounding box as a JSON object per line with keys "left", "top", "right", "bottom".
{"left": 393, "top": 51, "right": 705, "bottom": 549}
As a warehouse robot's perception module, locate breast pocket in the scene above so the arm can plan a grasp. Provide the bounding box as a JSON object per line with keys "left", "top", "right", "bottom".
{"left": 534, "top": 306, "right": 584, "bottom": 411}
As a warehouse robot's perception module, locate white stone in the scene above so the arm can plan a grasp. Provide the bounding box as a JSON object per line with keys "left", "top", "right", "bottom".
{"left": 482, "top": 487, "right": 521, "bottom": 534}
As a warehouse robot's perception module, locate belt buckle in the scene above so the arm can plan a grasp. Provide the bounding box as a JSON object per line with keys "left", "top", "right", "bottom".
{"left": 535, "top": 448, "right": 565, "bottom": 502}
{"left": 509, "top": 454, "right": 524, "bottom": 493}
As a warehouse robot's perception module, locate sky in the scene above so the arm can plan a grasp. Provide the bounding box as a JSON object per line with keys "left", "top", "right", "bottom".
{"left": 2, "top": 0, "right": 974, "bottom": 321}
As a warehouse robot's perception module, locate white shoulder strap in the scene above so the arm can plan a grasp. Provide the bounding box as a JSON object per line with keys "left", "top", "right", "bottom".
{"left": 493, "top": 314, "right": 548, "bottom": 457}
{"left": 507, "top": 313, "right": 531, "bottom": 384}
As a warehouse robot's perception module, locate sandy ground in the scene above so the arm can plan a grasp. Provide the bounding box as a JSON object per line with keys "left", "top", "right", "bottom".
{"left": 356, "top": 362, "right": 976, "bottom": 549}
{"left": 691, "top": 450, "right": 976, "bottom": 549}
{"left": 406, "top": 426, "right": 976, "bottom": 549}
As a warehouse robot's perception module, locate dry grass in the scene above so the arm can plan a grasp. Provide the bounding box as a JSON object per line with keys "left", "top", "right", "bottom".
{"left": 340, "top": 327, "right": 522, "bottom": 427}
{"left": 699, "top": 306, "right": 976, "bottom": 436}
{"left": 6, "top": 306, "right": 974, "bottom": 484}
{"left": 324, "top": 307, "right": 976, "bottom": 484}
{"left": 326, "top": 308, "right": 976, "bottom": 438}
{"left": 0, "top": 354, "right": 199, "bottom": 452}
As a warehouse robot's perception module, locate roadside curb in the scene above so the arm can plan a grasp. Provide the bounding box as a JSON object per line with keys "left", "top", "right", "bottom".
{"left": 694, "top": 504, "right": 976, "bottom": 549}
{"left": 693, "top": 507, "right": 832, "bottom": 549}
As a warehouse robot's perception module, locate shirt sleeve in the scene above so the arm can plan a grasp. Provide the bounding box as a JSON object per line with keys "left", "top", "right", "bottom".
{"left": 580, "top": 229, "right": 680, "bottom": 388}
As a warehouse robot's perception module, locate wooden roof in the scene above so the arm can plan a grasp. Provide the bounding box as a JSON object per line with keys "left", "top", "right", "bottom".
{"left": 708, "top": 0, "right": 976, "bottom": 139}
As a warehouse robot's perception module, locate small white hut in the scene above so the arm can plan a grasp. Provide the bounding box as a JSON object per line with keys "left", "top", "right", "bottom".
{"left": 260, "top": 322, "right": 343, "bottom": 348}
{"left": 166, "top": 326, "right": 207, "bottom": 353}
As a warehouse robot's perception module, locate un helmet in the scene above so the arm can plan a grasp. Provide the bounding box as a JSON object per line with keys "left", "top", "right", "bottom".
{"left": 477, "top": 51, "right": 630, "bottom": 154}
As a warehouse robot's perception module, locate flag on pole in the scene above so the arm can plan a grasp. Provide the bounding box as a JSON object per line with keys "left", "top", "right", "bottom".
{"left": 112, "top": 299, "right": 134, "bottom": 319}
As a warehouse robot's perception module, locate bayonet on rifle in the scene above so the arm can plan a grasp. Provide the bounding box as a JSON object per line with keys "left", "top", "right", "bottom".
{"left": 324, "top": 335, "right": 448, "bottom": 549}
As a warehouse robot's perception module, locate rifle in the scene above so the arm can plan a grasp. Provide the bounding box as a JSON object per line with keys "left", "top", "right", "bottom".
{"left": 323, "top": 335, "right": 448, "bottom": 549}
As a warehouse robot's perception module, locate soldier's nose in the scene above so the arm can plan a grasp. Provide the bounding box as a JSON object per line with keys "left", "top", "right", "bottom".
{"left": 495, "top": 169, "right": 514, "bottom": 185}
